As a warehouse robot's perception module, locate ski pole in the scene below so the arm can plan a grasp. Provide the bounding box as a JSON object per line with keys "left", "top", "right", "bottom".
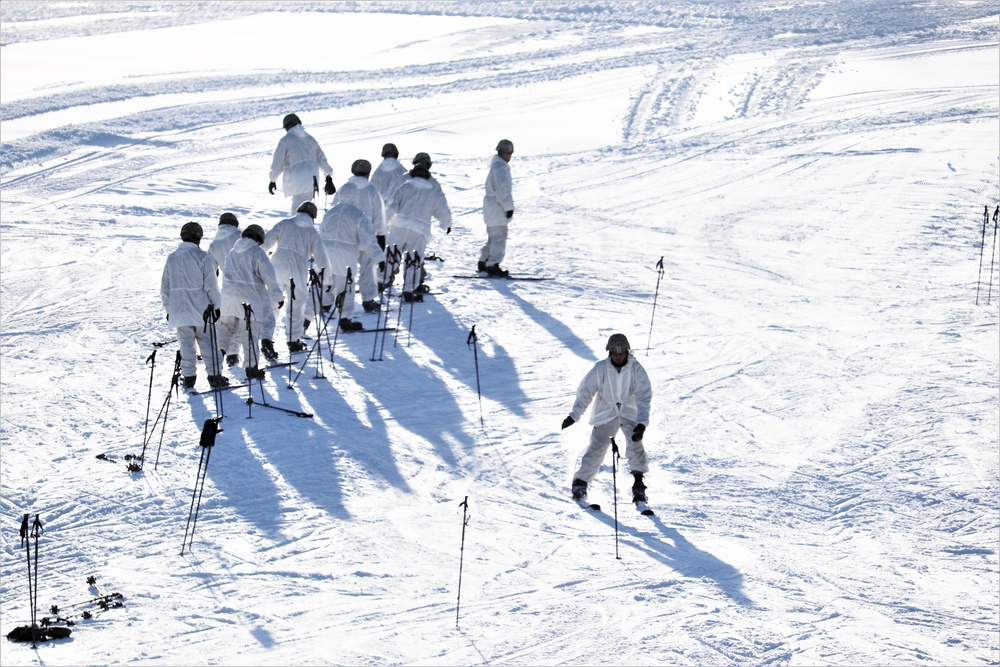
{"left": 394, "top": 252, "right": 415, "bottom": 348}
{"left": 646, "top": 256, "right": 665, "bottom": 353}
{"left": 202, "top": 304, "right": 224, "bottom": 420}
{"left": 456, "top": 496, "right": 470, "bottom": 627}
{"left": 153, "top": 350, "right": 182, "bottom": 470}
{"left": 19, "top": 515, "right": 36, "bottom": 645}
{"left": 406, "top": 252, "right": 423, "bottom": 347}
{"left": 287, "top": 277, "right": 296, "bottom": 387}
{"left": 977, "top": 206, "right": 988, "bottom": 305}
{"left": 181, "top": 418, "right": 221, "bottom": 555}
{"left": 142, "top": 350, "right": 157, "bottom": 450}
{"left": 611, "top": 439, "right": 621, "bottom": 561}
{"left": 467, "top": 326, "right": 484, "bottom": 429}
{"left": 987, "top": 205, "right": 999, "bottom": 306}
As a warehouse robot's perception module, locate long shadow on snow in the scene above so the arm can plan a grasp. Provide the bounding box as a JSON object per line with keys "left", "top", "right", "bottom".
{"left": 401, "top": 291, "right": 533, "bottom": 418}
{"left": 180, "top": 391, "right": 287, "bottom": 537}
{"left": 587, "top": 508, "right": 751, "bottom": 606}
{"left": 184, "top": 381, "right": 351, "bottom": 533}
{"left": 339, "top": 317, "right": 470, "bottom": 468}
{"left": 487, "top": 281, "right": 597, "bottom": 363}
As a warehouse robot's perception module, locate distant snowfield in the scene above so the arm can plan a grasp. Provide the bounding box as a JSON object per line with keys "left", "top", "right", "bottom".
{"left": 1, "top": 2, "right": 997, "bottom": 666}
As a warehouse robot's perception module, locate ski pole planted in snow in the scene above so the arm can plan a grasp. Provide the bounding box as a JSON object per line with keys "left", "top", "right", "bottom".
{"left": 142, "top": 349, "right": 156, "bottom": 451}
{"left": 181, "top": 417, "right": 221, "bottom": 555}
{"left": 611, "top": 439, "right": 621, "bottom": 560}
{"left": 988, "top": 205, "right": 999, "bottom": 305}
{"left": 19, "top": 514, "right": 43, "bottom": 646}
{"left": 467, "top": 326, "right": 484, "bottom": 429}
{"left": 456, "top": 496, "right": 470, "bottom": 627}
{"left": 976, "top": 205, "right": 989, "bottom": 305}
{"left": 646, "top": 256, "right": 665, "bottom": 353}
{"left": 149, "top": 350, "right": 182, "bottom": 470}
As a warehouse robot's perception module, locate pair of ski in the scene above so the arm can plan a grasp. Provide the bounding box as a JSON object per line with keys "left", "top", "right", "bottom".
{"left": 577, "top": 496, "right": 655, "bottom": 516}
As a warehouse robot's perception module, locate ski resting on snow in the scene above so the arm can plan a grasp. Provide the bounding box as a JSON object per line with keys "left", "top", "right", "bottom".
{"left": 451, "top": 275, "right": 553, "bottom": 281}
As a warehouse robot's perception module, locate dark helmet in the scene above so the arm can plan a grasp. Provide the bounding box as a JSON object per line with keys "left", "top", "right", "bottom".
{"left": 282, "top": 113, "right": 302, "bottom": 131}
{"left": 180, "top": 221, "right": 204, "bottom": 244}
{"left": 496, "top": 139, "right": 514, "bottom": 154}
{"left": 296, "top": 201, "right": 318, "bottom": 219}
{"left": 218, "top": 212, "right": 239, "bottom": 227}
{"left": 412, "top": 152, "right": 432, "bottom": 168}
{"left": 351, "top": 159, "right": 372, "bottom": 176}
{"left": 409, "top": 163, "right": 431, "bottom": 180}
{"left": 605, "top": 333, "right": 631, "bottom": 355}
{"left": 381, "top": 142, "right": 399, "bottom": 158}
{"left": 242, "top": 224, "right": 265, "bottom": 245}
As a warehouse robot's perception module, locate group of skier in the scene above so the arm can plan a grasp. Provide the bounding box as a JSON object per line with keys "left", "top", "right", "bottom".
{"left": 160, "top": 113, "right": 653, "bottom": 506}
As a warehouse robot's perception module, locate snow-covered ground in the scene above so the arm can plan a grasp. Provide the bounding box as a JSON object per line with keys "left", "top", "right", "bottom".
{"left": 1, "top": 2, "right": 998, "bottom": 665}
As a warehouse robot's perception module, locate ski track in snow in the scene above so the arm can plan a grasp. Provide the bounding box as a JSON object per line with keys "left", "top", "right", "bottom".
{"left": 1, "top": 2, "right": 998, "bottom": 665}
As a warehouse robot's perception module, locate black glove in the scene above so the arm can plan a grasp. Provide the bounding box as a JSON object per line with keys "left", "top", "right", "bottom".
{"left": 446, "top": 227, "right": 451, "bottom": 235}
{"left": 561, "top": 415, "right": 575, "bottom": 430}
{"left": 325, "top": 285, "right": 332, "bottom": 292}
{"left": 268, "top": 181, "right": 276, "bottom": 195}
{"left": 324, "top": 175, "right": 335, "bottom": 195}
{"left": 214, "top": 308, "right": 221, "bottom": 322}
{"left": 277, "top": 300, "right": 284, "bottom": 309}
{"left": 378, "top": 261, "right": 385, "bottom": 273}
{"left": 506, "top": 210, "right": 514, "bottom": 219}
{"left": 313, "top": 175, "right": 319, "bottom": 196}
{"left": 632, "top": 423, "right": 646, "bottom": 442}
{"left": 165, "top": 313, "right": 169, "bottom": 322}
{"left": 377, "top": 235, "right": 386, "bottom": 251}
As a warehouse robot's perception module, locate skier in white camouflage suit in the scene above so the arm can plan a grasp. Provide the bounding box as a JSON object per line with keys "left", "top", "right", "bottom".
{"left": 478, "top": 139, "right": 515, "bottom": 277}
{"left": 268, "top": 113, "right": 335, "bottom": 215}
{"left": 159, "top": 221, "right": 228, "bottom": 389}
{"left": 561, "top": 333, "right": 652, "bottom": 504}
{"left": 332, "top": 158, "right": 386, "bottom": 313}
{"left": 319, "top": 185, "right": 383, "bottom": 332}
{"left": 215, "top": 224, "right": 284, "bottom": 380}
{"left": 383, "top": 153, "right": 452, "bottom": 302}
{"left": 207, "top": 212, "right": 244, "bottom": 365}
{"left": 261, "top": 202, "right": 330, "bottom": 353}
{"left": 371, "top": 142, "right": 408, "bottom": 206}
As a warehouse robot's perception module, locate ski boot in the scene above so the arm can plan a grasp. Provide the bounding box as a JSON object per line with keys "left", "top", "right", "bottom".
{"left": 631, "top": 473, "right": 647, "bottom": 504}
{"left": 362, "top": 299, "right": 380, "bottom": 313}
{"left": 487, "top": 264, "right": 509, "bottom": 278}
{"left": 182, "top": 376, "right": 197, "bottom": 390}
{"left": 339, "top": 318, "right": 364, "bottom": 332}
{"left": 261, "top": 339, "right": 278, "bottom": 363}
{"left": 245, "top": 365, "right": 265, "bottom": 381}
{"left": 207, "top": 374, "right": 230, "bottom": 389}
{"left": 571, "top": 478, "right": 588, "bottom": 500}
{"left": 477, "top": 261, "right": 487, "bottom": 273}
{"left": 287, "top": 340, "right": 307, "bottom": 353}
{"left": 226, "top": 354, "right": 240, "bottom": 368}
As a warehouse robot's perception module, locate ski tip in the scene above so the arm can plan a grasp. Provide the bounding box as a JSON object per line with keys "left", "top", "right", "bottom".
{"left": 640, "top": 508, "right": 655, "bottom": 516}
{"left": 589, "top": 504, "right": 602, "bottom": 511}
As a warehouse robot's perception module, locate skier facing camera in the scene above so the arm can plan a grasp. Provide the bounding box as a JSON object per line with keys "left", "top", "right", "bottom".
{"left": 268, "top": 113, "right": 335, "bottom": 214}
{"left": 561, "top": 333, "right": 652, "bottom": 505}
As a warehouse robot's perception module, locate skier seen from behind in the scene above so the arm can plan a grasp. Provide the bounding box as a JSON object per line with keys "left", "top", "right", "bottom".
{"left": 478, "top": 139, "right": 515, "bottom": 277}
{"left": 268, "top": 113, "right": 335, "bottom": 215}
{"left": 333, "top": 159, "right": 386, "bottom": 313}
{"left": 215, "top": 224, "right": 284, "bottom": 381}
{"left": 261, "top": 201, "right": 330, "bottom": 353}
{"left": 371, "top": 142, "right": 408, "bottom": 209}
{"left": 383, "top": 152, "right": 452, "bottom": 302}
{"left": 561, "top": 333, "right": 652, "bottom": 506}
{"left": 319, "top": 185, "right": 383, "bottom": 332}
{"left": 159, "top": 222, "right": 228, "bottom": 389}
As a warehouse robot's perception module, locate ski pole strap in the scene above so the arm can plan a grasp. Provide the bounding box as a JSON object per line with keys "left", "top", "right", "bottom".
{"left": 20, "top": 514, "right": 29, "bottom": 545}
{"left": 242, "top": 302, "right": 254, "bottom": 320}
{"left": 32, "top": 515, "right": 42, "bottom": 538}
{"left": 466, "top": 325, "right": 477, "bottom": 347}
{"left": 146, "top": 350, "right": 156, "bottom": 366}
{"left": 655, "top": 256, "right": 664, "bottom": 275}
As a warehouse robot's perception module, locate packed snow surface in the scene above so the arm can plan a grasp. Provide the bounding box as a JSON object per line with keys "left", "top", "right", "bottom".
{"left": 1, "top": 2, "right": 997, "bottom": 665}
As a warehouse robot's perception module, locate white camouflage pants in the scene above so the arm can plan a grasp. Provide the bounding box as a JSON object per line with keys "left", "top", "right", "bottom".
{"left": 573, "top": 417, "right": 648, "bottom": 483}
